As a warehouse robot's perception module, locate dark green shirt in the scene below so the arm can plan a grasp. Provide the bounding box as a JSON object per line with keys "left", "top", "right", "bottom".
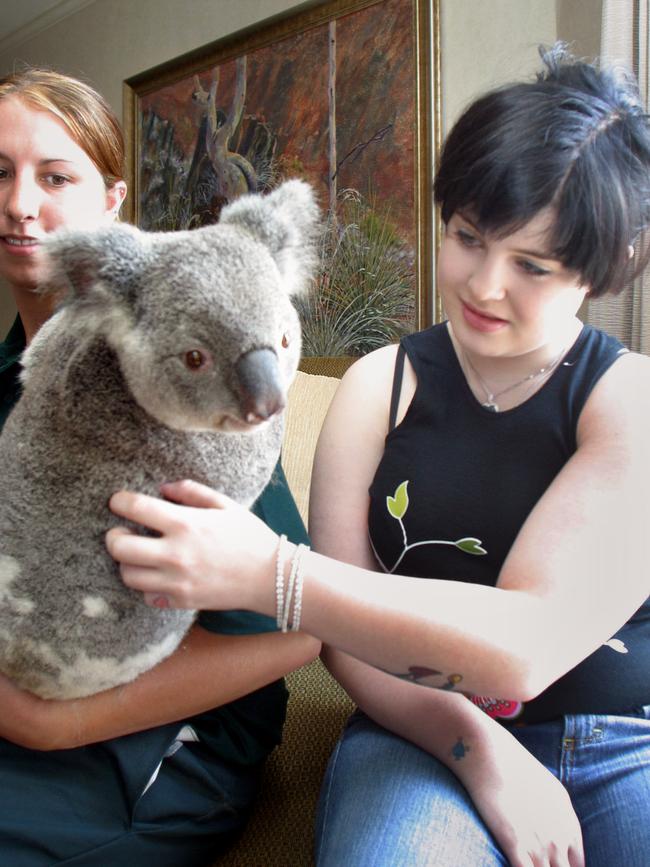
{"left": 0, "top": 317, "right": 309, "bottom": 766}
{"left": 0, "top": 316, "right": 25, "bottom": 429}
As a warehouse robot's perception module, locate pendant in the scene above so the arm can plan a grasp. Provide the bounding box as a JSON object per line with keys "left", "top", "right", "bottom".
{"left": 482, "top": 401, "right": 499, "bottom": 412}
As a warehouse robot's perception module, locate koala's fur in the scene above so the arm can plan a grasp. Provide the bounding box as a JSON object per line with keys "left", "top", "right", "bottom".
{"left": 0, "top": 179, "right": 319, "bottom": 699}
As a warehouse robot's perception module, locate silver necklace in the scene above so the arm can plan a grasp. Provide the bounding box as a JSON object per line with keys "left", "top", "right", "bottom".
{"left": 462, "top": 347, "right": 567, "bottom": 412}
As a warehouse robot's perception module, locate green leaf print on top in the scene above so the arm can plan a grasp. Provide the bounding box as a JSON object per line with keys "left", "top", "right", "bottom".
{"left": 387, "top": 481, "right": 409, "bottom": 520}
{"left": 456, "top": 538, "right": 488, "bottom": 556}
{"left": 374, "top": 480, "right": 487, "bottom": 573}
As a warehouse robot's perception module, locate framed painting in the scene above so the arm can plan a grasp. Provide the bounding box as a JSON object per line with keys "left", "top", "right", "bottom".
{"left": 124, "top": 0, "right": 442, "bottom": 366}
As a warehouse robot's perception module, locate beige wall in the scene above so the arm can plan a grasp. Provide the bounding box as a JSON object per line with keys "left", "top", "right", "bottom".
{"left": 441, "top": 0, "right": 603, "bottom": 133}
{"left": 557, "top": 0, "right": 603, "bottom": 60}
{"left": 441, "top": 0, "right": 556, "bottom": 133}
{"left": 0, "top": 0, "right": 602, "bottom": 336}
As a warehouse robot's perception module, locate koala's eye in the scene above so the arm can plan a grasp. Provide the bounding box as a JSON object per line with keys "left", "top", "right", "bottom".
{"left": 185, "top": 350, "right": 206, "bottom": 370}
{"left": 281, "top": 333, "right": 290, "bottom": 349}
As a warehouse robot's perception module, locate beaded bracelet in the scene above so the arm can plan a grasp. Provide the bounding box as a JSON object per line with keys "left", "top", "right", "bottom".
{"left": 275, "top": 538, "right": 309, "bottom": 633}
{"left": 290, "top": 545, "right": 307, "bottom": 632}
{"left": 275, "top": 534, "right": 288, "bottom": 629}
{"left": 281, "top": 543, "right": 300, "bottom": 632}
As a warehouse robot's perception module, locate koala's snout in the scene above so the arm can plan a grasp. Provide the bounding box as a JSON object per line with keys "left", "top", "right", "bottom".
{"left": 234, "top": 348, "right": 286, "bottom": 425}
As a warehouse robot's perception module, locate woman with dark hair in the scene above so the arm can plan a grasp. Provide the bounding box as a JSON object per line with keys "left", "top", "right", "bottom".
{"left": 109, "top": 46, "right": 650, "bottom": 865}
{"left": 0, "top": 67, "right": 318, "bottom": 865}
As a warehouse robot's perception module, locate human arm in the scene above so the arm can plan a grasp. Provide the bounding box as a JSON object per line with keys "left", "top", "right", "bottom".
{"left": 323, "top": 647, "right": 583, "bottom": 867}
{"left": 0, "top": 623, "right": 319, "bottom": 751}
{"left": 108, "top": 345, "right": 650, "bottom": 700}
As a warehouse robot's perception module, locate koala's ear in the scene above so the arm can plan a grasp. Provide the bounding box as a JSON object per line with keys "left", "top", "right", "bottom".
{"left": 39, "top": 223, "right": 149, "bottom": 304}
{"left": 220, "top": 179, "right": 321, "bottom": 296}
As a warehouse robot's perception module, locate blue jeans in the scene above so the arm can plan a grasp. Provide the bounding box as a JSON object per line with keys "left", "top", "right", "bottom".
{"left": 315, "top": 707, "right": 650, "bottom": 866}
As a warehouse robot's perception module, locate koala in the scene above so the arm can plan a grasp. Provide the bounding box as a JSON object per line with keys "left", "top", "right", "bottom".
{"left": 0, "top": 179, "right": 319, "bottom": 699}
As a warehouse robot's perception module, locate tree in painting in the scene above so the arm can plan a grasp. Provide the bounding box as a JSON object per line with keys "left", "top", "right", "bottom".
{"left": 140, "top": 58, "right": 278, "bottom": 230}
{"left": 136, "top": 0, "right": 419, "bottom": 354}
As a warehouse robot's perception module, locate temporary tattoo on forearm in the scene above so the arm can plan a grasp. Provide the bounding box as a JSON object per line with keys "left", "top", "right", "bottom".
{"left": 442, "top": 673, "right": 464, "bottom": 690}
{"left": 451, "top": 737, "right": 470, "bottom": 761}
{"left": 384, "top": 665, "right": 465, "bottom": 691}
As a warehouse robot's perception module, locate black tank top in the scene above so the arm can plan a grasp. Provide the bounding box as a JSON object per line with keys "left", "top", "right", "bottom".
{"left": 368, "top": 323, "right": 650, "bottom": 723}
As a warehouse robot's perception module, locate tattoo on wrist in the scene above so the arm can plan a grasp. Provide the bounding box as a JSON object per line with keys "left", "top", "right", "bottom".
{"left": 385, "top": 665, "right": 464, "bottom": 691}
{"left": 451, "top": 737, "right": 470, "bottom": 761}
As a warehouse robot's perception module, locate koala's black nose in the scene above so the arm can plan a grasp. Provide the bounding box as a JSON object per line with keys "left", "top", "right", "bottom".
{"left": 234, "top": 348, "right": 286, "bottom": 424}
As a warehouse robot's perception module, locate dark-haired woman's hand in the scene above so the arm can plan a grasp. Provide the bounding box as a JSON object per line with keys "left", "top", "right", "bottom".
{"left": 107, "top": 480, "right": 280, "bottom": 615}
{"left": 459, "top": 726, "right": 585, "bottom": 867}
